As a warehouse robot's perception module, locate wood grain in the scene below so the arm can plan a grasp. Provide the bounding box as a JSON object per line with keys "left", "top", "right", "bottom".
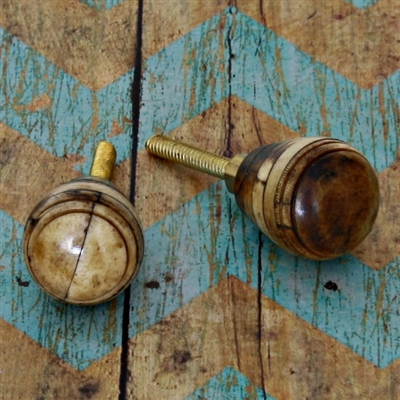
{"left": 0, "top": 318, "right": 120, "bottom": 399}
{"left": 0, "top": 0, "right": 399, "bottom": 398}
{"left": 236, "top": 0, "right": 400, "bottom": 88}
{"left": 142, "top": 0, "right": 229, "bottom": 58}
{"left": 127, "top": 276, "right": 400, "bottom": 399}
{"left": 0, "top": 122, "right": 80, "bottom": 225}
{"left": 1, "top": 276, "right": 399, "bottom": 399}
{"left": 0, "top": 0, "right": 139, "bottom": 90}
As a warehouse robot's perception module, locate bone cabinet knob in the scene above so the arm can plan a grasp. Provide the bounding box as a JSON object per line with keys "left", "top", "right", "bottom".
{"left": 146, "top": 135, "right": 380, "bottom": 260}
{"left": 23, "top": 142, "right": 144, "bottom": 305}
{"left": 230, "top": 137, "right": 380, "bottom": 260}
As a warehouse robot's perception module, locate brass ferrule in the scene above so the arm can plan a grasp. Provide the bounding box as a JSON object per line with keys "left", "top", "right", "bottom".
{"left": 224, "top": 154, "right": 245, "bottom": 193}
{"left": 90, "top": 141, "right": 116, "bottom": 180}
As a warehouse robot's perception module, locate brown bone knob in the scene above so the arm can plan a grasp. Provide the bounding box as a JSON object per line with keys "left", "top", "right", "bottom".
{"left": 145, "top": 135, "right": 380, "bottom": 260}
{"left": 23, "top": 142, "right": 144, "bottom": 305}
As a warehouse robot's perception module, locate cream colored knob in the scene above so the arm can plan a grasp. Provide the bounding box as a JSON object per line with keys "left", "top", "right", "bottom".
{"left": 23, "top": 142, "right": 144, "bottom": 305}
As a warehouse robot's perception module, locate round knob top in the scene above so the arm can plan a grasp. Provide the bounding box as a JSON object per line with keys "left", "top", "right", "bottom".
{"left": 293, "top": 149, "right": 379, "bottom": 259}
{"left": 23, "top": 177, "right": 144, "bottom": 305}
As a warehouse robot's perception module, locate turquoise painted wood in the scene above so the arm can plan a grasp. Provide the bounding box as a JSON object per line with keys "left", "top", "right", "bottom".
{"left": 81, "top": 0, "right": 125, "bottom": 11}
{"left": 185, "top": 367, "right": 275, "bottom": 400}
{"left": 1, "top": 3, "right": 400, "bottom": 368}
{"left": 136, "top": 7, "right": 400, "bottom": 368}
{"left": 0, "top": 1, "right": 399, "bottom": 396}
{"left": 345, "top": 0, "right": 380, "bottom": 9}
{"left": 0, "top": 28, "right": 134, "bottom": 172}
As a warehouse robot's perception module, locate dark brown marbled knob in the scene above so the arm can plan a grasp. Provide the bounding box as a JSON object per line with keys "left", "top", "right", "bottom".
{"left": 146, "top": 135, "right": 380, "bottom": 260}
{"left": 233, "top": 137, "right": 380, "bottom": 260}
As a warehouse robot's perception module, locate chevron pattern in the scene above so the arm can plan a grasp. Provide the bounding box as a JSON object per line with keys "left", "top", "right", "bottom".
{"left": 1, "top": 278, "right": 399, "bottom": 398}
{"left": 1, "top": 0, "right": 399, "bottom": 398}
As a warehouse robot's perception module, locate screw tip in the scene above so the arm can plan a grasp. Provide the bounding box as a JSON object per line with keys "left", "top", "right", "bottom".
{"left": 90, "top": 141, "right": 116, "bottom": 180}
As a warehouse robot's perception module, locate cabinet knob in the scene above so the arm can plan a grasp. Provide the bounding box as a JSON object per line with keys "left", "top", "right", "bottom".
{"left": 23, "top": 142, "right": 144, "bottom": 305}
{"left": 146, "top": 135, "right": 380, "bottom": 260}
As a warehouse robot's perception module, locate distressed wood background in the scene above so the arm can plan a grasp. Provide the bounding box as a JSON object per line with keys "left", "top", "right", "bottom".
{"left": 1, "top": 0, "right": 399, "bottom": 399}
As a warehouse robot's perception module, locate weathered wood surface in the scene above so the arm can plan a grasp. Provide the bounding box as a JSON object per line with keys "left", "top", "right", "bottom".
{"left": 0, "top": 0, "right": 399, "bottom": 399}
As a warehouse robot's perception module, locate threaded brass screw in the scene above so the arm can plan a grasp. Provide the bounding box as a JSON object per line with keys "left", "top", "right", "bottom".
{"left": 90, "top": 141, "right": 116, "bottom": 180}
{"left": 145, "top": 135, "right": 244, "bottom": 192}
{"left": 145, "top": 135, "right": 231, "bottom": 179}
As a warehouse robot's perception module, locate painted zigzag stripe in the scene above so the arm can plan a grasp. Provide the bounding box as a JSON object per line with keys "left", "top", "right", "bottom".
{"left": 139, "top": 8, "right": 399, "bottom": 172}
{"left": 1, "top": 8, "right": 399, "bottom": 173}
{"left": 2, "top": 277, "right": 400, "bottom": 398}
{"left": 2, "top": 0, "right": 397, "bottom": 92}
{"left": 1, "top": 7, "right": 399, "bottom": 370}
{"left": 0, "top": 27, "right": 134, "bottom": 173}
{"left": 126, "top": 276, "right": 400, "bottom": 399}
{"left": 128, "top": 180, "right": 400, "bottom": 370}
{"left": 1, "top": 180, "right": 399, "bottom": 369}
{"left": 0, "top": 0, "right": 139, "bottom": 91}
{"left": 82, "top": 0, "right": 381, "bottom": 13}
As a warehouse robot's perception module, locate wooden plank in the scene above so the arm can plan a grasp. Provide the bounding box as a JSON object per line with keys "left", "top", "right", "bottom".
{"left": 0, "top": 318, "right": 121, "bottom": 399}
{"left": 128, "top": 0, "right": 400, "bottom": 398}
{"left": 127, "top": 277, "right": 400, "bottom": 399}
{"left": 141, "top": 0, "right": 229, "bottom": 59}
{"left": 0, "top": 0, "right": 136, "bottom": 397}
{"left": 0, "top": 0, "right": 399, "bottom": 398}
{"left": 0, "top": 0, "right": 139, "bottom": 90}
{"left": 235, "top": 0, "right": 400, "bottom": 89}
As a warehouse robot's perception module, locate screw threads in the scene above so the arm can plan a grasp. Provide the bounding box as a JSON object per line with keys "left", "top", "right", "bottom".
{"left": 90, "top": 141, "right": 116, "bottom": 180}
{"left": 145, "top": 135, "right": 230, "bottom": 179}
